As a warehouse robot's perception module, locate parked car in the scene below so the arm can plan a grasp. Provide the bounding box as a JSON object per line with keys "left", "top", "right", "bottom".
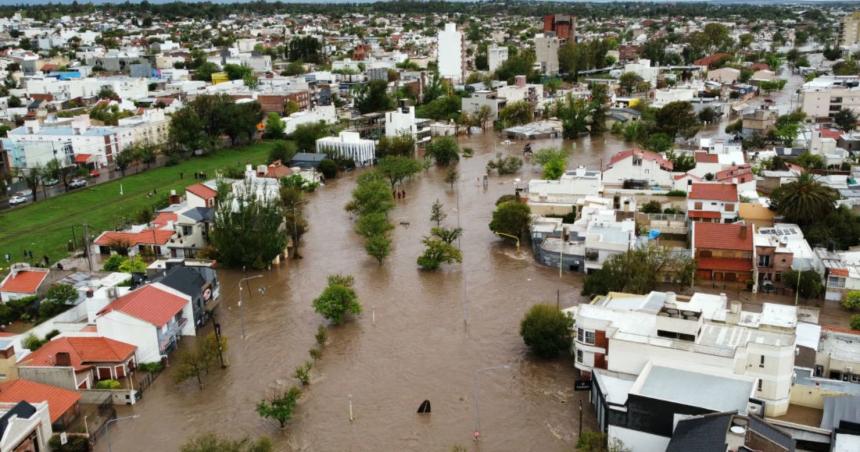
{"left": 89, "top": 169, "right": 100, "bottom": 178}
{"left": 69, "top": 178, "right": 87, "bottom": 189}
{"left": 8, "top": 192, "right": 29, "bottom": 206}
{"left": 43, "top": 178, "right": 59, "bottom": 187}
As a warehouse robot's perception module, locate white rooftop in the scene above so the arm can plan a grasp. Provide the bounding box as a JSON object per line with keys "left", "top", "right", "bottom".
{"left": 631, "top": 362, "right": 755, "bottom": 413}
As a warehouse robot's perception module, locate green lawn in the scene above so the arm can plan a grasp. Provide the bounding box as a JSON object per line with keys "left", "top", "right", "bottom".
{"left": 0, "top": 141, "right": 276, "bottom": 267}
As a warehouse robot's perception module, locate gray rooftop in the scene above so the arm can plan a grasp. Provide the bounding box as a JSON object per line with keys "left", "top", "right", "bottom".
{"left": 635, "top": 365, "right": 754, "bottom": 413}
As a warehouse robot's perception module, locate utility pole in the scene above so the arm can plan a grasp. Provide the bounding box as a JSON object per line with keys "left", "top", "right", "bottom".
{"left": 82, "top": 223, "right": 93, "bottom": 271}
{"left": 213, "top": 318, "right": 227, "bottom": 368}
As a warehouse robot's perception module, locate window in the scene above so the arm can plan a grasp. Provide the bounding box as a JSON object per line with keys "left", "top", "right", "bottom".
{"left": 577, "top": 328, "right": 584, "bottom": 342}
{"left": 694, "top": 202, "right": 703, "bottom": 210}
{"left": 757, "top": 380, "right": 763, "bottom": 392}
{"left": 759, "top": 355, "right": 765, "bottom": 368}
{"left": 828, "top": 276, "right": 846, "bottom": 288}
{"left": 725, "top": 203, "right": 735, "bottom": 212}
{"left": 585, "top": 331, "right": 596, "bottom": 345}
{"left": 182, "top": 225, "right": 192, "bottom": 235}
{"left": 576, "top": 349, "right": 583, "bottom": 363}
{"left": 758, "top": 255, "right": 771, "bottom": 267}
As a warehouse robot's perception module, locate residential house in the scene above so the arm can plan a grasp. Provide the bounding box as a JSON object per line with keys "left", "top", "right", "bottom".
{"left": 687, "top": 183, "right": 739, "bottom": 223}
{"left": 800, "top": 76, "right": 860, "bottom": 121}
{"left": 17, "top": 336, "right": 136, "bottom": 390}
{"left": 185, "top": 182, "right": 218, "bottom": 209}
{"left": 155, "top": 260, "right": 220, "bottom": 328}
{"left": 95, "top": 283, "right": 195, "bottom": 363}
{"left": 0, "top": 265, "right": 48, "bottom": 303}
{"left": 461, "top": 91, "right": 506, "bottom": 121}
{"left": 0, "top": 401, "right": 52, "bottom": 452}
{"left": 742, "top": 109, "right": 778, "bottom": 138}
{"left": 526, "top": 166, "right": 602, "bottom": 216}
{"left": 92, "top": 226, "right": 174, "bottom": 259}
{"left": 0, "top": 380, "right": 80, "bottom": 430}
{"left": 706, "top": 67, "right": 741, "bottom": 85}
{"left": 384, "top": 101, "right": 431, "bottom": 145}
{"left": 602, "top": 148, "right": 674, "bottom": 188}
{"left": 692, "top": 222, "right": 755, "bottom": 284}
{"left": 667, "top": 413, "right": 794, "bottom": 452}
{"left": 687, "top": 152, "right": 723, "bottom": 179}
{"left": 568, "top": 290, "right": 797, "bottom": 419}
{"left": 754, "top": 224, "right": 819, "bottom": 291}
{"left": 714, "top": 164, "right": 756, "bottom": 194}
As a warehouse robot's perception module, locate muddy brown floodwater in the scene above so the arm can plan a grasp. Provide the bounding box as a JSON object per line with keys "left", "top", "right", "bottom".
{"left": 96, "top": 133, "right": 625, "bottom": 452}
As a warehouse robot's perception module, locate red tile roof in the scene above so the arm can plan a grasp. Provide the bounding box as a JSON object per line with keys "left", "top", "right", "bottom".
{"left": 20, "top": 336, "right": 136, "bottom": 371}
{"left": 265, "top": 161, "right": 293, "bottom": 179}
{"left": 694, "top": 52, "right": 732, "bottom": 67}
{"left": 689, "top": 183, "right": 738, "bottom": 202}
{"left": 695, "top": 152, "right": 719, "bottom": 164}
{"left": 93, "top": 229, "right": 174, "bottom": 247}
{"left": 99, "top": 284, "right": 187, "bottom": 327}
{"left": 185, "top": 183, "right": 217, "bottom": 201}
{"left": 715, "top": 165, "right": 752, "bottom": 181}
{"left": 694, "top": 222, "right": 753, "bottom": 251}
{"left": 697, "top": 257, "right": 753, "bottom": 272}
{"left": 0, "top": 379, "right": 80, "bottom": 423}
{"left": 607, "top": 148, "right": 673, "bottom": 171}
{"left": 688, "top": 210, "right": 722, "bottom": 219}
{"left": 819, "top": 128, "right": 843, "bottom": 140}
{"left": 0, "top": 270, "right": 48, "bottom": 294}
{"left": 151, "top": 212, "right": 177, "bottom": 227}
{"left": 73, "top": 153, "right": 92, "bottom": 164}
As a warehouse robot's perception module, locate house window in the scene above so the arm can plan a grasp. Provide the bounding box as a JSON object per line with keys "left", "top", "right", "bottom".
{"left": 182, "top": 225, "right": 192, "bottom": 235}
{"left": 694, "top": 202, "right": 703, "bottom": 210}
{"left": 758, "top": 255, "right": 771, "bottom": 267}
{"left": 828, "top": 276, "right": 846, "bottom": 288}
{"left": 576, "top": 349, "right": 583, "bottom": 363}
{"left": 725, "top": 203, "right": 735, "bottom": 212}
{"left": 585, "top": 331, "right": 596, "bottom": 345}
{"left": 577, "top": 328, "right": 584, "bottom": 342}
{"left": 759, "top": 355, "right": 765, "bottom": 368}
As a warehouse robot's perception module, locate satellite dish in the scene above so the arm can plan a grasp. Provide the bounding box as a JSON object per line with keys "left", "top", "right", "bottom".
{"left": 417, "top": 400, "right": 431, "bottom": 414}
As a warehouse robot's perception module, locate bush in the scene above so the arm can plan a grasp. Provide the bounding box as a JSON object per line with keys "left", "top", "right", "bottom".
{"left": 425, "top": 136, "right": 460, "bottom": 166}
{"left": 138, "top": 362, "right": 164, "bottom": 374}
{"left": 294, "top": 361, "right": 312, "bottom": 385}
{"left": 268, "top": 141, "right": 298, "bottom": 164}
{"left": 640, "top": 200, "right": 662, "bottom": 214}
{"left": 318, "top": 159, "right": 337, "bottom": 179}
{"left": 665, "top": 189, "right": 687, "bottom": 197}
{"left": 102, "top": 254, "right": 125, "bottom": 271}
{"left": 312, "top": 274, "right": 362, "bottom": 325}
{"left": 95, "top": 379, "right": 122, "bottom": 389}
{"left": 23, "top": 334, "right": 45, "bottom": 351}
{"left": 519, "top": 304, "right": 573, "bottom": 359}
{"left": 851, "top": 314, "right": 860, "bottom": 331}
{"left": 49, "top": 434, "right": 91, "bottom": 452}
{"left": 45, "top": 329, "right": 60, "bottom": 340}
{"left": 843, "top": 291, "right": 860, "bottom": 311}
{"left": 315, "top": 325, "right": 327, "bottom": 346}
{"left": 309, "top": 347, "right": 322, "bottom": 360}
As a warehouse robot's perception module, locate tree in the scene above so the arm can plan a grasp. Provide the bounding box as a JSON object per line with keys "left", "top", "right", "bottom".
{"left": 174, "top": 333, "right": 228, "bottom": 390}
{"left": 843, "top": 291, "right": 860, "bottom": 311}
{"left": 280, "top": 185, "right": 308, "bottom": 259}
{"left": 263, "top": 112, "right": 285, "bottom": 139}
{"left": 618, "top": 72, "right": 644, "bottom": 95}
{"left": 223, "top": 63, "right": 252, "bottom": 81}
{"left": 415, "top": 95, "right": 461, "bottom": 121}
{"left": 497, "top": 101, "right": 533, "bottom": 128}
{"left": 485, "top": 153, "right": 523, "bottom": 175}
{"left": 169, "top": 107, "right": 206, "bottom": 155}
{"left": 556, "top": 95, "right": 593, "bottom": 138}
{"left": 417, "top": 236, "right": 462, "bottom": 270}
{"left": 354, "top": 79, "right": 393, "bottom": 114}
{"left": 665, "top": 150, "right": 695, "bottom": 173}
{"left": 655, "top": 101, "right": 701, "bottom": 139}
{"left": 224, "top": 102, "right": 263, "bottom": 146}
{"left": 494, "top": 50, "right": 537, "bottom": 83}
{"left": 795, "top": 151, "right": 824, "bottom": 170}
{"left": 698, "top": 107, "right": 718, "bottom": 124}
{"left": 193, "top": 62, "right": 220, "bottom": 82}
{"left": 784, "top": 270, "right": 823, "bottom": 299}
{"left": 376, "top": 156, "right": 423, "bottom": 188}
{"left": 282, "top": 60, "right": 305, "bottom": 76}
{"left": 312, "top": 274, "right": 362, "bottom": 325}
{"left": 115, "top": 148, "right": 135, "bottom": 176}
{"left": 834, "top": 108, "right": 858, "bottom": 132}
{"left": 180, "top": 433, "right": 273, "bottom": 452}
{"left": 20, "top": 166, "right": 42, "bottom": 201}
{"left": 489, "top": 201, "right": 531, "bottom": 239}
{"left": 210, "top": 182, "right": 287, "bottom": 269}
{"left": 445, "top": 167, "right": 458, "bottom": 189}
{"left": 519, "top": 304, "right": 573, "bottom": 359}
{"left": 582, "top": 245, "right": 696, "bottom": 297}
{"left": 318, "top": 159, "right": 337, "bottom": 179}
{"left": 289, "top": 121, "right": 331, "bottom": 152}
{"left": 365, "top": 234, "right": 391, "bottom": 265}
{"left": 268, "top": 141, "right": 297, "bottom": 164}
{"left": 256, "top": 386, "right": 301, "bottom": 428}
{"left": 376, "top": 134, "right": 415, "bottom": 158}
{"left": 641, "top": 200, "right": 662, "bottom": 214}
{"left": 430, "top": 199, "right": 446, "bottom": 227}
{"left": 44, "top": 284, "right": 78, "bottom": 305}
{"left": 769, "top": 173, "right": 838, "bottom": 225}
{"left": 425, "top": 136, "right": 460, "bottom": 166}
{"left": 288, "top": 36, "right": 323, "bottom": 64}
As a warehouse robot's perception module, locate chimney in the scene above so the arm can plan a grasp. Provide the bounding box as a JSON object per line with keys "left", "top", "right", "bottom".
{"left": 169, "top": 189, "right": 180, "bottom": 205}
{"left": 515, "top": 75, "right": 526, "bottom": 87}
{"left": 55, "top": 352, "right": 71, "bottom": 366}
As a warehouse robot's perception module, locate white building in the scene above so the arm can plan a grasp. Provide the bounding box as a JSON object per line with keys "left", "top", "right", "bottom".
{"left": 283, "top": 105, "right": 337, "bottom": 135}
{"left": 95, "top": 283, "right": 196, "bottom": 364}
{"left": 800, "top": 76, "right": 860, "bottom": 120}
{"left": 623, "top": 59, "right": 660, "bottom": 86}
{"left": 5, "top": 117, "right": 120, "bottom": 169}
{"left": 534, "top": 33, "right": 560, "bottom": 76}
{"left": 0, "top": 401, "right": 52, "bottom": 452}
{"left": 487, "top": 45, "right": 508, "bottom": 73}
{"left": 602, "top": 148, "right": 674, "bottom": 188}
{"left": 526, "top": 166, "right": 603, "bottom": 216}
{"left": 566, "top": 291, "right": 797, "bottom": 417}
{"left": 384, "top": 102, "right": 430, "bottom": 144}
{"left": 436, "top": 23, "right": 465, "bottom": 84}
{"left": 316, "top": 131, "right": 375, "bottom": 166}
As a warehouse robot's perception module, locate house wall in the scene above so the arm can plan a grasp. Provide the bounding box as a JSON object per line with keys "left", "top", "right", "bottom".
{"left": 603, "top": 158, "right": 673, "bottom": 187}
{"left": 17, "top": 366, "right": 77, "bottom": 391}
{"left": 608, "top": 425, "right": 669, "bottom": 452}
{"left": 437, "top": 24, "right": 464, "bottom": 84}
{"left": 96, "top": 311, "right": 161, "bottom": 363}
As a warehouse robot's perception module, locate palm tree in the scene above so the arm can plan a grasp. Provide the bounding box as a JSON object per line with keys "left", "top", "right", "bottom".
{"left": 770, "top": 173, "right": 838, "bottom": 225}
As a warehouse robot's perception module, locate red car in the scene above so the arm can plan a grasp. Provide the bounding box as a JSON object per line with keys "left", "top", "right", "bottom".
{"left": 89, "top": 169, "right": 100, "bottom": 178}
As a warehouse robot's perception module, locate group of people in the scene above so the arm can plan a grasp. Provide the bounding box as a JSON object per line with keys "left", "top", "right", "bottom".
{"left": 393, "top": 189, "right": 407, "bottom": 199}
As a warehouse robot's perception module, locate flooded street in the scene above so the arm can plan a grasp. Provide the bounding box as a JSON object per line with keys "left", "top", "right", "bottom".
{"left": 98, "top": 133, "right": 618, "bottom": 452}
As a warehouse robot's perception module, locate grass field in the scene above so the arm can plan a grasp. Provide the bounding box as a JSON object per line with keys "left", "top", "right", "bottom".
{"left": 0, "top": 141, "right": 276, "bottom": 266}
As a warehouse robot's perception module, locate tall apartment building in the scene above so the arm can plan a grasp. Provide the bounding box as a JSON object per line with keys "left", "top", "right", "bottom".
{"left": 566, "top": 290, "right": 797, "bottom": 417}
{"left": 436, "top": 23, "right": 465, "bottom": 84}
{"left": 842, "top": 11, "right": 860, "bottom": 47}
{"left": 534, "top": 33, "right": 560, "bottom": 76}
{"left": 800, "top": 76, "right": 860, "bottom": 121}
{"left": 487, "top": 45, "right": 509, "bottom": 73}
{"left": 542, "top": 14, "right": 575, "bottom": 42}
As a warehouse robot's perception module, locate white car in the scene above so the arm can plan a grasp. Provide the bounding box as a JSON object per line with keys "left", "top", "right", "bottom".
{"left": 8, "top": 193, "right": 28, "bottom": 206}
{"left": 69, "top": 178, "right": 87, "bottom": 189}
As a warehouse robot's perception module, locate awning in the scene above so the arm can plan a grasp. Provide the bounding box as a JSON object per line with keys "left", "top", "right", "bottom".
{"left": 74, "top": 153, "right": 92, "bottom": 164}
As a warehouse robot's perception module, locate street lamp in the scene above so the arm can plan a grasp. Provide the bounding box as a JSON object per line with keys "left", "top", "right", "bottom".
{"left": 472, "top": 364, "right": 511, "bottom": 441}
{"left": 105, "top": 414, "right": 139, "bottom": 452}
{"left": 238, "top": 274, "right": 264, "bottom": 339}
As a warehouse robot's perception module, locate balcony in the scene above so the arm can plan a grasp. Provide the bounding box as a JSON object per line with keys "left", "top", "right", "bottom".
{"left": 158, "top": 317, "right": 187, "bottom": 352}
